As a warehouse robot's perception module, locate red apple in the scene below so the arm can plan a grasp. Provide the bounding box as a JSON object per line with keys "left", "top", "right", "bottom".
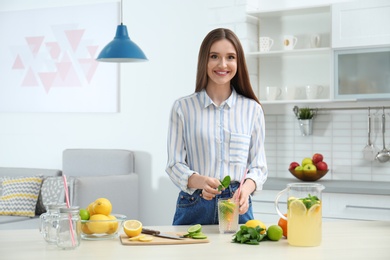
{"left": 303, "top": 164, "right": 317, "bottom": 175}
{"left": 289, "top": 162, "right": 300, "bottom": 170}
{"left": 316, "top": 161, "right": 328, "bottom": 171}
{"left": 312, "top": 153, "right": 324, "bottom": 164}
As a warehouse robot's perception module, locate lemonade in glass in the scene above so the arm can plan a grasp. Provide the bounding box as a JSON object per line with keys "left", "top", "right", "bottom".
{"left": 287, "top": 195, "right": 322, "bottom": 246}
{"left": 218, "top": 198, "right": 239, "bottom": 234}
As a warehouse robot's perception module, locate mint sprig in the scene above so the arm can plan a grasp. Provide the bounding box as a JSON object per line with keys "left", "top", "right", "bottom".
{"left": 217, "top": 176, "right": 231, "bottom": 191}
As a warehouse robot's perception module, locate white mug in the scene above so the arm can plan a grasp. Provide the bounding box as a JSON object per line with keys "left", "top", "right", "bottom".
{"left": 306, "top": 85, "right": 324, "bottom": 99}
{"left": 266, "top": 86, "right": 282, "bottom": 100}
{"left": 310, "top": 34, "right": 321, "bottom": 48}
{"left": 259, "top": 37, "right": 274, "bottom": 52}
{"left": 283, "top": 35, "right": 298, "bottom": 50}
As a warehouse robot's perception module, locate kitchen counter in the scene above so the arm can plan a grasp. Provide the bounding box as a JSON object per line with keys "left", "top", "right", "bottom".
{"left": 1, "top": 221, "right": 389, "bottom": 259}
{"left": 264, "top": 177, "right": 390, "bottom": 195}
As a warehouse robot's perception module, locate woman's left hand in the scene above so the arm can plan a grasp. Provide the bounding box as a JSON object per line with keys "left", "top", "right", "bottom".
{"left": 232, "top": 179, "right": 256, "bottom": 214}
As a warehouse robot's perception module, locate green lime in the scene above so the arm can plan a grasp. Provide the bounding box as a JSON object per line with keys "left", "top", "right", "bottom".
{"left": 267, "top": 225, "right": 283, "bottom": 241}
{"left": 79, "top": 208, "right": 90, "bottom": 220}
{"left": 192, "top": 233, "right": 207, "bottom": 239}
{"left": 187, "top": 224, "right": 202, "bottom": 234}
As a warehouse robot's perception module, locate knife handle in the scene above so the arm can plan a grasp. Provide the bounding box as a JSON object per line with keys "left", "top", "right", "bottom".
{"left": 142, "top": 228, "right": 160, "bottom": 235}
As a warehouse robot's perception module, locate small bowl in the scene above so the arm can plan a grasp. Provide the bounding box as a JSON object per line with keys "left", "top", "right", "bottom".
{"left": 289, "top": 169, "right": 328, "bottom": 182}
{"left": 80, "top": 214, "right": 126, "bottom": 240}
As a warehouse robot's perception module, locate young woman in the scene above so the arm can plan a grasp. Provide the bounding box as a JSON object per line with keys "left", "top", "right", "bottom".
{"left": 166, "top": 28, "right": 268, "bottom": 225}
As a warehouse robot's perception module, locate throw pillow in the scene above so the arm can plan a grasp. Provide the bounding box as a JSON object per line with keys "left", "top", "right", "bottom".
{"left": 35, "top": 176, "right": 65, "bottom": 215}
{"left": 0, "top": 176, "right": 43, "bottom": 217}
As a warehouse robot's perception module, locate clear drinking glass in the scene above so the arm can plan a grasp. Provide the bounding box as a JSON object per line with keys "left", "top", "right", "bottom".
{"left": 218, "top": 198, "right": 239, "bottom": 234}
{"left": 56, "top": 207, "right": 81, "bottom": 250}
{"left": 275, "top": 183, "right": 325, "bottom": 246}
{"left": 39, "top": 204, "right": 66, "bottom": 244}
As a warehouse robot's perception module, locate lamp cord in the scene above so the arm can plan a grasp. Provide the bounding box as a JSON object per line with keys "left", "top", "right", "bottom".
{"left": 120, "top": 0, "right": 123, "bottom": 25}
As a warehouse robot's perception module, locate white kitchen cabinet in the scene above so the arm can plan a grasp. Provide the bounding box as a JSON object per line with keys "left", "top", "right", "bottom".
{"left": 252, "top": 189, "right": 390, "bottom": 222}
{"left": 332, "top": 0, "right": 390, "bottom": 48}
{"left": 334, "top": 47, "right": 390, "bottom": 100}
{"left": 323, "top": 193, "right": 390, "bottom": 221}
{"left": 252, "top": 190, "right": 284, "bottom": 223}
{"left": 247, "top": 5, "right": 332, "bottom": 103}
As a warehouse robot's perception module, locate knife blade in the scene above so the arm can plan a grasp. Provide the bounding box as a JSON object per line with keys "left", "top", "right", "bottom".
{"left": 141, "top": 228, "right": 184, "bottom": 240}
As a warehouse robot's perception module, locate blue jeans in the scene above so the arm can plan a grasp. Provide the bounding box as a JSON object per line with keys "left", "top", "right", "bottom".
{"left": 172, "top": 182, "right": 254, "bottom": 225}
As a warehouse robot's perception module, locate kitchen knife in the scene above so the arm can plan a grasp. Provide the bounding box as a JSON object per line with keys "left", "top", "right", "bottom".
{"left": 141, "top": 228, "right": 184, "bottom": 240}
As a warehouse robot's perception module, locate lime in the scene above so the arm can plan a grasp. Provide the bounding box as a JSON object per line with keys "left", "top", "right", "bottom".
{"left": 79, "top": 208, "right": 90, "bottom": 220}
{"left": 267, "top": 225, "right": 283, "bottom": 241}
{"left": 192, "top": 233, "right": 207, "bottom": 239}
{"left": 187, "top": 224, "right": 202, "bottom": 234}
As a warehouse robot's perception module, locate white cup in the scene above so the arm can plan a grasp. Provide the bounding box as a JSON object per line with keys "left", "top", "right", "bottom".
{"left": 259, "top": 37, "right": 274, "bottom": 52}
{"left": 283, "top": 35, "right": 298, "bottom": 50}
{"left": 284, "top": 86, "right": 300, "bottom": 100}
{"left": 306, "top": 85, "right": 324, "bottom": 99}
{"left": 310, "top": 34, "right": 321, "bottom": 48}
{"left": 266, "top": 86, "right": 282, "bottom": 100}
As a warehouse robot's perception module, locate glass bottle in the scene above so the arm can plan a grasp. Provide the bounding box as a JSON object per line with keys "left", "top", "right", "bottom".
{"left": 56, "top": 206, "right": 81, "bottom": 250}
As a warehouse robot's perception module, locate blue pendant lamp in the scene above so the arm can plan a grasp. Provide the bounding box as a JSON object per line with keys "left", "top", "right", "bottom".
{"left": 96, "top": 0, "right": 147, "bottom": 62}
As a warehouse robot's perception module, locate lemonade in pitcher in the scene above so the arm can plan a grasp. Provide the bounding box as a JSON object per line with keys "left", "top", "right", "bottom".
{"left": 275, "top": 183, "right": 324, "bottom": 246}
{"left": 287, "top": 195, "right": 322, "bottom": 246}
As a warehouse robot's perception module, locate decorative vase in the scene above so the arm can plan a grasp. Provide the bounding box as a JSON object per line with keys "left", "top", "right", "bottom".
{"left": 298, "top": 119, "right": 313, "bottom": 136}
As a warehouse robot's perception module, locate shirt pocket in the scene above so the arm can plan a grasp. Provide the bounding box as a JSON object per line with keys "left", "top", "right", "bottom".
{"left": 229, "top": 132, "right": 251, "bottom": 166}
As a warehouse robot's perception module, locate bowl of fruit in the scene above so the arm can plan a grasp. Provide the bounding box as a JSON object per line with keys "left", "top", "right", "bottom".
{"left": 289, "top": 153, "right": 329, "bottom": 182}
{"left": 79, "top": 198, "right": 127, "bottom": 240}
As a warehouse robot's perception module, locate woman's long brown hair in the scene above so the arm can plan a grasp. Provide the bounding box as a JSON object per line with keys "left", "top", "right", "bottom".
{"left": 195, "top": 28, "right": 260, "bottom": 104}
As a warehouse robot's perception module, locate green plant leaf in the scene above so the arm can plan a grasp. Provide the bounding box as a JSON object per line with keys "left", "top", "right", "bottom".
{"left": 217, "top": 176, "right": 231, "bottom": 191}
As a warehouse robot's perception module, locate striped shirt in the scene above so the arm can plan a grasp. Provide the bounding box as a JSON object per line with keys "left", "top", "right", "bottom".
{"left": 166, "top": 88, "right": 268, "bottom": 195}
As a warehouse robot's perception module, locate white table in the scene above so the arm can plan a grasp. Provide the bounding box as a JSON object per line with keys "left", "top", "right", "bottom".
{"left": 1, "top": 221, "right": 389, "bottom": 260}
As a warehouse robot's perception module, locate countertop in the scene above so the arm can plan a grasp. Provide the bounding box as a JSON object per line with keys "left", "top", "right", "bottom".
{"left": 0, "top": 221, "right": 389, "bottom": 259}
{"left": 264, "top": 177, "right": 390, "bottom": 195}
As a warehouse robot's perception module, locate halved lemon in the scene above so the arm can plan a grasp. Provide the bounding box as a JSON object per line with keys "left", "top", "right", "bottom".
{"left": 123, "top": 220, "right": 142, "bottom": 237}
{"left": 289, "top": 199, "right": 307, "bottom": 216}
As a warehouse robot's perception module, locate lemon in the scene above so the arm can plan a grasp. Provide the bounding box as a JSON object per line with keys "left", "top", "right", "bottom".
{"left": 106, "top": 215, "right": 118, "bottom": 234}
{"left": 289, "top": 199, "right": 307, "bottom": 216}
{"left": 81, "top": 223, "right": 93, "bottom": 235}
{"left": 128, "top": 234, "right": 146, "bottom": 241}
{"left": 87, "top": 202, "right": 95, "bottom": 216}
{"left": 139, "top": 236, "right": 153, "bottom": 242}
{"left": 87, "top": 214, "right": 110, "bottom": 233}
{"left": 93, "top": 198, "right": 112, "bottom": 216}
{"left": 123, "top": 220, "right": 142, "bottom": 237}
{"left": 245, "top": 219, "right": 267, "bottom": 235}
{"left": 308, "top": 203, "right": 321, "bottom": 216}
{"left": 267, "top": 225, "right": 283, "bottom": 241}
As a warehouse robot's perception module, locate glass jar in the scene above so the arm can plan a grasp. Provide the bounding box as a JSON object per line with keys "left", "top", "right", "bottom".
{"left": 39, "top": 204, "right": 66, "bottom": 244}
{"left": 56, "top": 206, "right": 81, "bottom": 250}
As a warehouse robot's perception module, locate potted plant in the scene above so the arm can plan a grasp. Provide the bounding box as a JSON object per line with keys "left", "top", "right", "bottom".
{"left": 295, "top": 107, "right": 315, "bottom": 136}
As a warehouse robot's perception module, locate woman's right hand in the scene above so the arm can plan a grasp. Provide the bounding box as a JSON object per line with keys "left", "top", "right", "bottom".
{"left": 188, "top": 174, "right": 222, "bottom": 200}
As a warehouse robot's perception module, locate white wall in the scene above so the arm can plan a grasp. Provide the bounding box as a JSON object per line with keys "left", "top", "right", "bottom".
{"left": 0, "top": 0, "right": 210, "bottom": 225}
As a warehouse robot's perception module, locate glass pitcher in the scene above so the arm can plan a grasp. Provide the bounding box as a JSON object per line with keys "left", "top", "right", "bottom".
{"left": 275, "top": 183, "right": 325, "bottom": 246}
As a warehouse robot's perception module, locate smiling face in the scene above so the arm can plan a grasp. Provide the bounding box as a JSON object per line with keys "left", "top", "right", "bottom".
{"left": 206, "top": 39, "right": 237, "bottom": 89}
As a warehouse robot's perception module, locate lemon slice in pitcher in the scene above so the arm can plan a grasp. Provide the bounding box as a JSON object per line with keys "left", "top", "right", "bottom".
{"left": 308, "top": 203, "right": 321, "bottom": 216}
{"left": 289, "top": 200, "right": 307, "bottom": 216}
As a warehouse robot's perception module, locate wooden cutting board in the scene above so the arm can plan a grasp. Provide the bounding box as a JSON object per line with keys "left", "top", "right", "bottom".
{"left": 120, "top": 232, "right": 209, "bottom": 245}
